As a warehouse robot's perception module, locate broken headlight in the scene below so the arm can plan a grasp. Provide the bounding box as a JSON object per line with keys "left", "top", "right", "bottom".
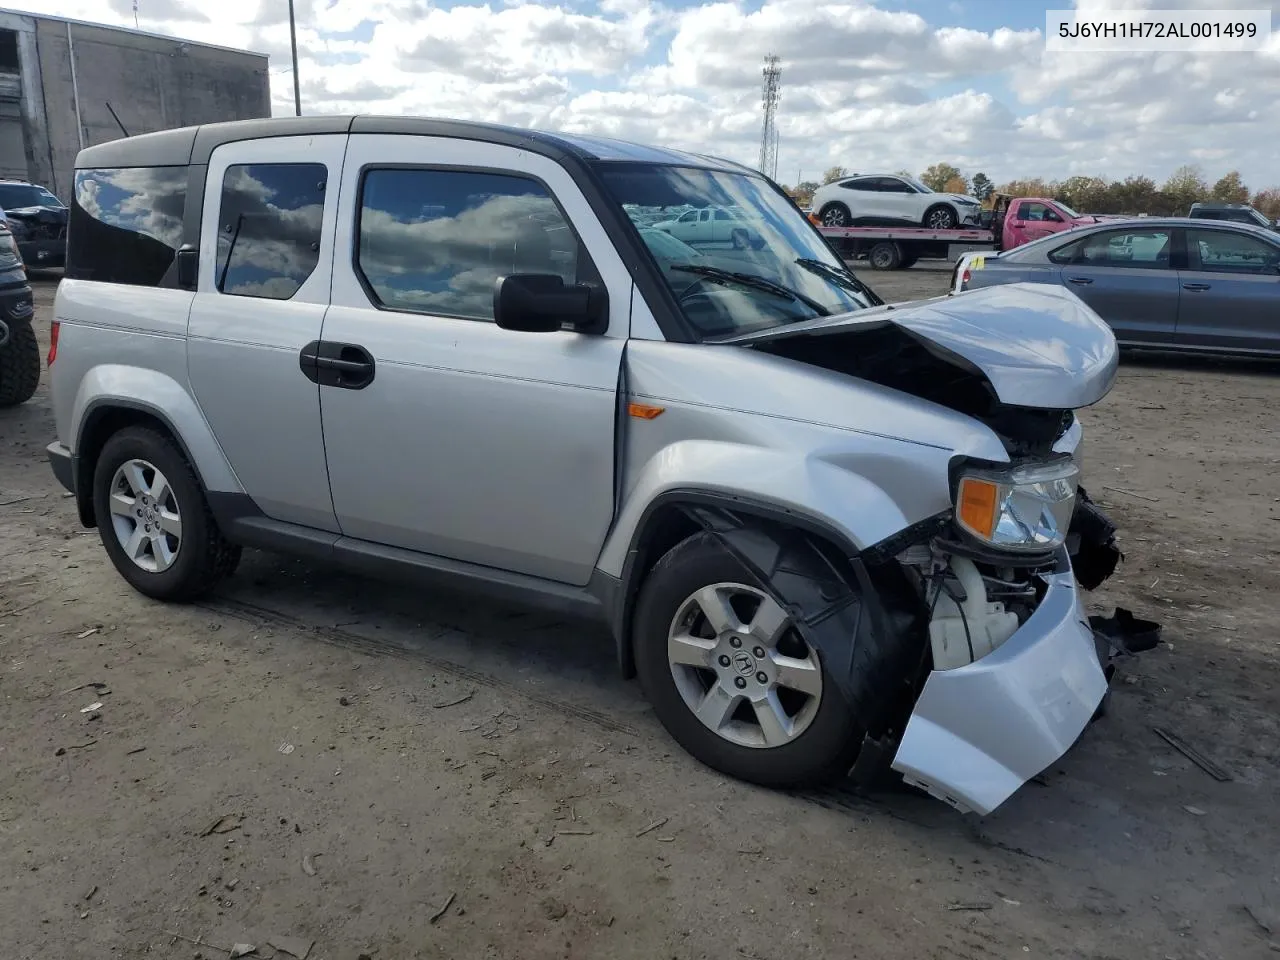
{"left": 955, "top": 459, "right": 1079, "bottom": 553}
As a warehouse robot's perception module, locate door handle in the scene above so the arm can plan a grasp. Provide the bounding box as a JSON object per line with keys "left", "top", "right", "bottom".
{"left": 299, "top": 341, "right": 376, "bottom": 389}
{"left": 1182, "top": 282, "right": 1211, "bottom": 291}
{"left": 1066, "top": 276, "right": 1093, "bottom": 285}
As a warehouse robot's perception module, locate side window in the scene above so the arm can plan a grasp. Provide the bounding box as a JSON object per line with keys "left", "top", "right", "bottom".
{"left": 1022, "top": 202, "right": 1058, "bottom": 222}
{"left": 714, "top": 208, "right": 734, "bottom": 221}
{"left": 880, "top": 178, "right": 914, "bottom": 193}
{"left": 356, "top": 168, "right": 585, "bottom": 322}
{"left": 1188, "top": 229, "right": 1280, "bottom": 275}
{"left": 1050, "top": 229, "right": 1171, "bottom": 267}
{"left": 215, "top": 163, "right": 326, "bottom": 300}
{"left": 677, "top": 210, "right": 697, "bottom": 223}
{"left": 66, "top": 166, "right": 186, "bottom": 286}
{"left": 842, "top": 178, "right": 873, "bottom": 191}
{"left": 698, "top": 209, "right": 711, "bottom": 222}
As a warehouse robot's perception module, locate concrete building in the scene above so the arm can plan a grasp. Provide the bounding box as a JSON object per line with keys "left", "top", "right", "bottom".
{"left": 0, "top": 8, "right": 270, "bottom": 202}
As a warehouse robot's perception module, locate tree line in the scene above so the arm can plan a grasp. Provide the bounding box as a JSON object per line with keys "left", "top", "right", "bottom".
{"left": 787, "top": 163, "right": 1280, "bottom": 219}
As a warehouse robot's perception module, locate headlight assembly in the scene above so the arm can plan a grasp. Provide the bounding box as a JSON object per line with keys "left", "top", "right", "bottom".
{"left": 955, "top": 459, "right": 1079, "bottom": 553}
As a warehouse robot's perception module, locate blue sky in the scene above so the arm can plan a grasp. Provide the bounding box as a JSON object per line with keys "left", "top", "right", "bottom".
{"left": 10, "top": 0, "right": 1280, "bottom": 192}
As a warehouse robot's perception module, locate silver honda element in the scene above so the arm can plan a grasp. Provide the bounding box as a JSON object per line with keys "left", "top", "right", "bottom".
{"left": 46, "top": 116, "right": 1124, "bottom": 815}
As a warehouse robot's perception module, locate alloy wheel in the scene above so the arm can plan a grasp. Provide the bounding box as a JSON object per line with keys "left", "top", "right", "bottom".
{"left": 667, "top": 582, "right": 823, "bottom": 749}
{"left": 107, "top": 458, "right": 183, "bottom": 573}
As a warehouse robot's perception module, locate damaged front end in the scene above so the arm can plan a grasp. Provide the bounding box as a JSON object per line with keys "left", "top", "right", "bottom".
{"left": 683, "top": 474, "right": 1126, "bottom": 817}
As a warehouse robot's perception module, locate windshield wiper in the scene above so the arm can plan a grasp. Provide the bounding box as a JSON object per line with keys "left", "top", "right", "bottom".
{"left": 793, "top": 258, "right": 883, "bottom": 304}
{"left": 669, "top": 263, "right": 830, "bottom": 316}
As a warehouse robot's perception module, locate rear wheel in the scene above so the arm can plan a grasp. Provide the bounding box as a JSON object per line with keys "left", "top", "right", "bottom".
{"left": 819, "top": 203, "right": 851, "bottom": 228}
{"left": 867, "top": 241, "right": 902, "bottom": 270}
{"left": 0, "top": 319, "right": 40, "bottom": 407}
{"left": 634, "top": 533, "right": 862, "bottom": 788}
{"left": 92, "top": 426, "right": 241, "bottom": 601}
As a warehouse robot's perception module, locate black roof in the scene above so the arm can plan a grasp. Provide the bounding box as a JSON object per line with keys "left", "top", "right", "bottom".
{"left": 74, "top": 115, "right": 755, "bottom": 174}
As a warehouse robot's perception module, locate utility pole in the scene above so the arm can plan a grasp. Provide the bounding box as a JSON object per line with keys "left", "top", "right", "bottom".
{"left": 288, "top": 0, "right": 302, "bottom": 116}
{"left": 758, "top": 55, "right": 781, "bottom": 180}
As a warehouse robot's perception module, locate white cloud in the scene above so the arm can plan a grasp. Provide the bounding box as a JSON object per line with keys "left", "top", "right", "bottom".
{"left": 8, "top": 0, "right": 1280, "bottom": 191}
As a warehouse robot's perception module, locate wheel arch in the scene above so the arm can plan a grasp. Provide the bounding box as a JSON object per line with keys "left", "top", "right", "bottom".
{"left": 70, "top": 368, "right": 243, "bottom": 528}
{"left": 608, "top": 490, "right": 865, "bottom": 679}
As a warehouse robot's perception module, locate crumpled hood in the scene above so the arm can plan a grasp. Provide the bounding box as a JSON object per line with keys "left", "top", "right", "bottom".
{"left": 722, "top": 282, "right": 1118, "bottom": 411}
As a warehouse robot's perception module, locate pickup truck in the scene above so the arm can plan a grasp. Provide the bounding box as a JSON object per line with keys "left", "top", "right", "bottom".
{"left": 990, "top": 195, "right": 1118, "bottom": 251}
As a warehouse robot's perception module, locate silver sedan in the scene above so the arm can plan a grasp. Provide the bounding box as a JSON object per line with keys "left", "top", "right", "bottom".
{"left": 952, "top": 217, "right": 1280, "bottom": 357}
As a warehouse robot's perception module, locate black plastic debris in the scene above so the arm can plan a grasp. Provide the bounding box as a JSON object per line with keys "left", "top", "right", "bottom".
{"left": 680, "top": 505, "right": 927, "bottom": 731}
{"left": 1089, "top": 606, "right": 1162, "bottom": 655}
{"left": 1069, "top": 486, "right": 1123, "bottom": 591}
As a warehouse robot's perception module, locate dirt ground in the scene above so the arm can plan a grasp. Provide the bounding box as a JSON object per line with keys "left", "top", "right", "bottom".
{"left": 3, "top": 264, "right": 1278, "bottom": 960}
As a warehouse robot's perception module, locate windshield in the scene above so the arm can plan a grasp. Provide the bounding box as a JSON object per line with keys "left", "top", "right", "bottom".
{"left": 1056, "top": 201, "right": 1082, "bottom": 218}
{"left": 0, "top": 184, "right": 63, "bottom": 210}
{"left": 596, "top": 163, "right": 875, "bottom": 337}
{"left": 901, "top": 175, "right": 932, "bottom": 194}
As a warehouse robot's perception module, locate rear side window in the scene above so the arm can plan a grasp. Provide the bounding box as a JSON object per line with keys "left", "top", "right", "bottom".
{"left": 216, "top": 163, "right": 326, "bottom": 300}
{"left": 356, "top": 168, "right": 584, "bottom": 322}
{"left": 66, "top": 167, "right": 186, "bottom": 286}
{"left": 1188, "top": 228, "right": 1280, "bottom": 275}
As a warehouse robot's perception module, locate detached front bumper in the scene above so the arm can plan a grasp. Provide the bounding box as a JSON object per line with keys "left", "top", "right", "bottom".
{"left": 890, "top": 554, "right": 1108, "bottom": 815}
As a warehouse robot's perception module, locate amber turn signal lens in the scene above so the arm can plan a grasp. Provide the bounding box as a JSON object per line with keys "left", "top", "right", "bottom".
{"left": 957, "top": 476, "right": 999, "bottom": 539}
{"left": 627, "top": 402, "right": 665, "bottom": 420}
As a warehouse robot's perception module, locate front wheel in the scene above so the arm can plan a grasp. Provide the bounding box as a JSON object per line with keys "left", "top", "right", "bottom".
{"left": 923, "top": 204, "right": 958, "bottom": 230}
{"left": 0, "top": 319, "right": 40, "bottom": 407}
{"left": 634, "top": 533, "right": 862, "bottom": 788}
{"left": 92, "top": 426, "right": 241, "bottom": 601}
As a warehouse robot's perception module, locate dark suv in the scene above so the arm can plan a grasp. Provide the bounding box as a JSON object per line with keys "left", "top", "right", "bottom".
{"left": 1187, "top": 202, "right": 1277, "bottom": 231}
{"left": 0, "top": 220, "right": 38, "bottom": 406}
{"left": 0, "top": 179, "right": 69, "bottom": 268}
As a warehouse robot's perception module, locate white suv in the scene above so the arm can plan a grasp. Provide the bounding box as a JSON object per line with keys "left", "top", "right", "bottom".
{"left": 811, "top": 174, "right": 981, "bottom": 230}
{"left": 44, "top": 116, "right": 1125, "bottom": 816}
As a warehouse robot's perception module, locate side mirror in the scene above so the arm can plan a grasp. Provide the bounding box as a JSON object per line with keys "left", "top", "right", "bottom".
{"left": 175, "top": 245, "right": 198, "bottom": 290}
{"left": 493, "top": 274, "right": 608, "bottom": 334}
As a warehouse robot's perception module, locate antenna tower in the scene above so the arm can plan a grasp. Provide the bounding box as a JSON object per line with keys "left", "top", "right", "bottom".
{"left": 759, "top": 54, "right": 781, "bottom": 180}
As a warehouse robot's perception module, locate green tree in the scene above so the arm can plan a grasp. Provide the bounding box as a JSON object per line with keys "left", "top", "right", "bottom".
{"left": 1252, "top": 187, "right": 1280, "bottom": 220}
{"left": 791, "top": 180, "right": 821, "bottom": 205}
{"left": 1163, "top": 164, "right": 1209, "bottom": 214}
{"left": 970, "top": 172, "right": 994, "bottom": 201}
{"left": 1058, "top": 176, "right": 1109, "bottom": 213}
{"left": 1211, "top": 171, "right": 1250, "bottom": 204}
{"left": 821, "top": 166, "right": 849, "bottom": 185}
{"left": 921, "top": 163, "right": 963, "bottom": 191}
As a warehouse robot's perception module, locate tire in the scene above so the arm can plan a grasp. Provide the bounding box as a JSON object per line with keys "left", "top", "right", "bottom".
{"left": 898, "top": 253, "right": 918, "bottom": 269}
{"left": 867, "top": 241, "right": 902, "bottom": 270}
{"left": 0, "top": 319, "right": 40, "bottom": 408}
{"left": 819, "top": 203, "right": 851, "bottom": 228}
{"left": 92, "top": 426, "right": 241, "bottom": 601}
{"left": 634, "top": 533, "right": 863, "bottom": 788}
{"left": 923, "top": 204, "right": 958, "bottom": 230}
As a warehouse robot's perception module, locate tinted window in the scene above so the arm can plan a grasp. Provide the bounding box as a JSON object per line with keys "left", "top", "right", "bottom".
{"left": 842, "top": 178, "right": 874, "bottom": 191}
{"left": 67, "top": 167, "right": 186, "bottom": 286}
{"left": 215, "top": 163, "right": 325, "bottom": 300}
{"left": 1188, "top": 229, "right": 1280, "bottom": 275}
{"left": 0, "top": 183, "right": 63, "bottom": 209}
{"left": 878, "top": 178, "right": 915, "bottom": 193}
{"left": 1050, "top": 229, "right": 1171, "bottom": 267}
{"left": 357, "top": 169, "right": 582, "bottom": 321}
{"left": 1021, "top": 202, "right": 1061, "bottom": 222}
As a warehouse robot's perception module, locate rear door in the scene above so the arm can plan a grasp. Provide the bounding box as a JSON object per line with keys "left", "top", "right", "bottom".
{"left": 185, "top": 135, "right": 346, "bottom": 531}
{"left": 1047, "top": 226, "right": 1180, "bottom": 345}
{"left": 1176, "top": 226, "right": 1280, "bottom": 353}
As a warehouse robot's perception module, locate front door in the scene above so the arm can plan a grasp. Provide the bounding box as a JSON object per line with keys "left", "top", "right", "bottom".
{"left": 318, "top": 134, "right": 630, "bottom": 586}
{"left": 1176, "top": 226, "right": 1280, "bottom": 353}
{"left": 185, "top": 134, "right": 347, "bottom": 531}
{"left": 1051, "top": 225, "right": 1181, "bottom": 345}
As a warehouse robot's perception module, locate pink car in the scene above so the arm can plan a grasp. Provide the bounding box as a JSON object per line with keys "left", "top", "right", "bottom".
{"left": 997, "top": 197, "right": 1105, "bottom": 251}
